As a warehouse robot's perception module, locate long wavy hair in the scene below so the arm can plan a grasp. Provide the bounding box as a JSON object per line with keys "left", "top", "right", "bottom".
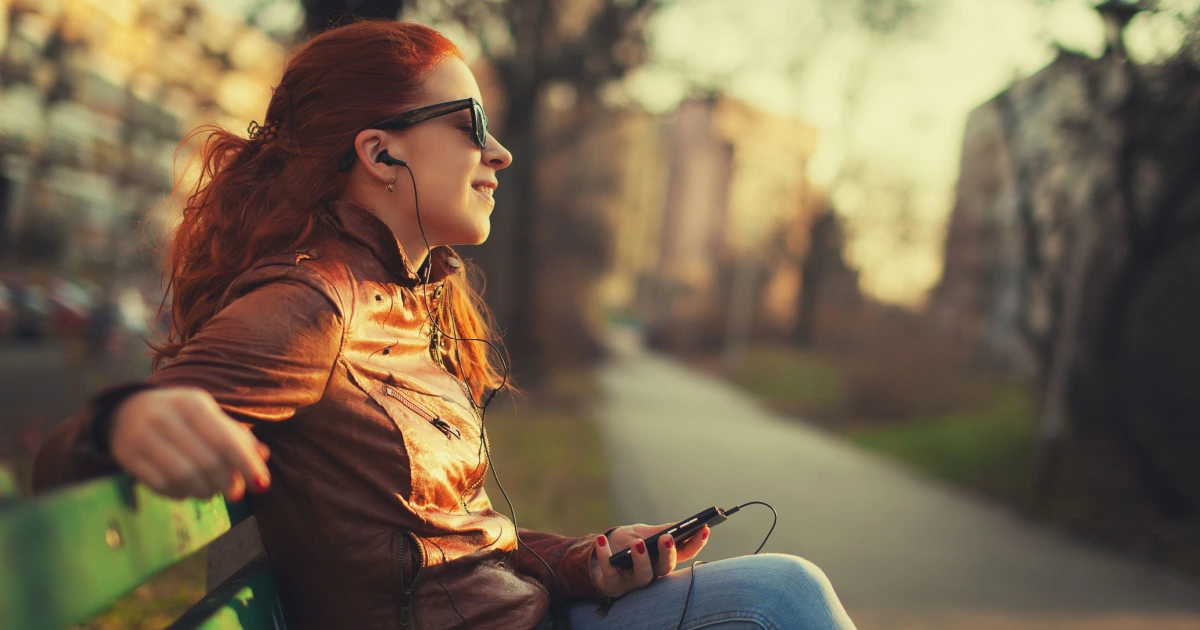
{"left": 148, "top": 20, "right": 508, "bottom": 400}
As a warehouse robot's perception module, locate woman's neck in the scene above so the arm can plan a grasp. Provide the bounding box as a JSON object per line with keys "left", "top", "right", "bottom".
{"left": 334, "top": 193, "right": 430, "bottom": 275}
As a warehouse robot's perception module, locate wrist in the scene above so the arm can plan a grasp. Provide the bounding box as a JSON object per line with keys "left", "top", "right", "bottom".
{"left": 86, "top": 383, "right": 157, "bottom": 455}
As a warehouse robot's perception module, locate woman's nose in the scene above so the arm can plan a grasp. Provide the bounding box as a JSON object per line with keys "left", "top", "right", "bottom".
{"left": 485, "top": 134, "right": 513, "bottom": 170}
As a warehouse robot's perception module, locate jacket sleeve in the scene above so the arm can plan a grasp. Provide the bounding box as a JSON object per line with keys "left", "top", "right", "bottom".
{"left": 461, "top": 467, "right": 607, "bottom": 602}
{"left": 515, "top": 527, "right": 605, "bottom": 602}
{"left": 32, "top": 265, "right": 345, "bottom": 494}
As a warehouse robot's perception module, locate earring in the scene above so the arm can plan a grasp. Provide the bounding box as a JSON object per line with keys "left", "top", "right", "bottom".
{"left": 386, "top": 177, "right": 395, "bottom": 193}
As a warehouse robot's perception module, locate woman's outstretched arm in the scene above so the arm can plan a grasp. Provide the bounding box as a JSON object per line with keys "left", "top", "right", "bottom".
{"left": 32, "top": 265, "right": 344, "bottom": 499}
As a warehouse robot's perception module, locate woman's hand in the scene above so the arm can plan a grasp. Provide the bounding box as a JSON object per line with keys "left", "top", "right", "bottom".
{"left": 109, "top": 387, "right": 272, "bottom": 501}
{"left": 589, "top": 523, "right": 710, "bottom": 599}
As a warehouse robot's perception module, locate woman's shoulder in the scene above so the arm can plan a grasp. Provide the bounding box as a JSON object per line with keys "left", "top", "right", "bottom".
{"left": 223, "top": 231, "right": 407, "bottom": 322}
{"left": 220, "top": 247, "right": 354, "bottom": 319}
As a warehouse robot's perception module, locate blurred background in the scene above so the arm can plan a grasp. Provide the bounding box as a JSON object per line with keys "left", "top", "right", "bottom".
{"left": 2, "top": 0, "right": 1200, "bottom": 628}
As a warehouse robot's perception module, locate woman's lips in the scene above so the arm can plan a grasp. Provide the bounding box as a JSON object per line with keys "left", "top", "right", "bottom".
{"left": 472, "top": 183, "right": 496, "bottom": 204}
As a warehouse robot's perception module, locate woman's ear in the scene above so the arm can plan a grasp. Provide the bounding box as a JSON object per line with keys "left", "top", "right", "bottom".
{"left": 353, "top": 130, "right": 396, "bottom": 183}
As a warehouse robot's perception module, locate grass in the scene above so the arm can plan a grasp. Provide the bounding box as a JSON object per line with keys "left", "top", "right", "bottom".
{"left": 847, "top": 386, "right": 1037, "bottom": 498}
{"left": 482, "top": 370, "right": 614, "bottom": 536}
{"left": 724, "top": 345, "right": 847, "bottom": 420}
{"left": 714, "top": 343, "right": 1039, "bottom": 499}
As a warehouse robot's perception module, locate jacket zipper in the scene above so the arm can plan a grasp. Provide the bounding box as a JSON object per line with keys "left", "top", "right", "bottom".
{"left": 396, "top": 530, "right": 425, "bottom": 630}
{"left": 449, "top": 365, "right": 486, "bottom": 512}
{"left": 425, "top": 282, "right": 480, "bottom": 422}
{"left": 429, "top": 285, "right": 444, "bottom": 366}
{"left": 456, "top": 424, "right": 492, "bottom": 514}
{"left": 437, "top": 361, "right": 487, "bottom": 512}
{"left": 383, "top": 385, "right": 462, "bottom": 439}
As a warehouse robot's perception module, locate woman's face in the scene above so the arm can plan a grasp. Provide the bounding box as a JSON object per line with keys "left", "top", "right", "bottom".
{"left": 373, "top": 58, "right": 513, "bottom": 249}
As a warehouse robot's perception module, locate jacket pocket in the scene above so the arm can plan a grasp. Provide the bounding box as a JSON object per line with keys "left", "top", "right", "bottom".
{"left": 382, "top": 384, "right": 462, "bottom": 440}
{"left": 395, "top": 530, "right": 425, "bottom": 630}
{"left": 343, "top": 362, "right": 484, "bottom": 510}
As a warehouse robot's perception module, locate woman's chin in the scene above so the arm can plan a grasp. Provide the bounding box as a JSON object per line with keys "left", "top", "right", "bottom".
{"left": 440, "top": 213, "right": 491, "bottom": 246}
{"left": 462, "top": 221, "right": 491, "bottom": 245}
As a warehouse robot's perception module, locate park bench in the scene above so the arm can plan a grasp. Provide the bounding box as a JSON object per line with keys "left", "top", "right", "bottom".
{"left": 0, "top": 467, "right": 286, "bottom": 629}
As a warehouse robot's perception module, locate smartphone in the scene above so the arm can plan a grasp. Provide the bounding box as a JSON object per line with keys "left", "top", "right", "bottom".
{"left": 608, "top": 506, "right": 728, "bottom": 570}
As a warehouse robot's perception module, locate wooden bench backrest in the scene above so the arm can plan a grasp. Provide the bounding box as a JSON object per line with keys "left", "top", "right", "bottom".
{"left": 0, "top": 471, "right": 286, "bottom": 629}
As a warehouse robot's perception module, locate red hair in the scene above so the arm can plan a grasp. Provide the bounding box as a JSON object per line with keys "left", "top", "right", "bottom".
{"left": 149, "top": 20, "right": 507, "bottom": 400}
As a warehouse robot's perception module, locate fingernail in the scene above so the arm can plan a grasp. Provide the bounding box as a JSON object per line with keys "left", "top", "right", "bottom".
{"left": 254, "top": 476, "right": 270, "bottom": 492}
{"left": 597, "top": 535, "right": 607, "bottom": 548}
{"left": 665, "top": 537, "right": 674, "bottom": 549}
{"left": 701, "top": 528, "right": 710, "bottom": 541}
{"left": 635, "top": 540, "right": 646, "bottom": 555}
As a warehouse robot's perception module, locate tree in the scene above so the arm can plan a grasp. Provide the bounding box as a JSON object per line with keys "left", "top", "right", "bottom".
{"left": 995, "top": 1, "right": 1200, "bottom": 515}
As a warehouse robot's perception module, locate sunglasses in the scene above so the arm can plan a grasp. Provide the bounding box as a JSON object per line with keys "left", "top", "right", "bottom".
{"left": 337, "top": 97, "right": 489, "bottom": 172}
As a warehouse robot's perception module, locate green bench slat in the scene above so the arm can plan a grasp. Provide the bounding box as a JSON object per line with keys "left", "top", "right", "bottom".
{"left": 0, "top": 473, "right": 234, "bottom": 630}
{"left": 168, "top": 553, "right": 287, "bottom": 630}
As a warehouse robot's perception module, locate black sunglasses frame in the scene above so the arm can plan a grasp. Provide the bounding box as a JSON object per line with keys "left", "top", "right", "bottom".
{"left": 337, "top": 97, "right": 488, "bottom": 172}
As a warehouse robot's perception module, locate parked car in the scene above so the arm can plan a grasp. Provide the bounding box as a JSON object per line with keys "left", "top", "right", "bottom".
{"left": 14, "top": 283, "right": 52, "bottom": 341}
{"left": 49, "top": 277, "right": 95, "bottom": 337}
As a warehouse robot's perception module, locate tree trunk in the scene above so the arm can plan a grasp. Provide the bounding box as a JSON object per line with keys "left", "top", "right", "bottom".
{"left": 301, "top": 0, "right": 406, "bottom": 35}
{"left": 1115, "top": 228, "right": 1200, "bottom": 515}
{"left": 795, "top": 213, "right": 838, "bottom": 347}
{"left": 475, "top": 0, "right": 552, "bottom": 387}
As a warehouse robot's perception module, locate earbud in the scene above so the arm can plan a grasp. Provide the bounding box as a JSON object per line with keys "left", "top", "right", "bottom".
{"left": 375, "top": 150, "right": 407, "bottom": 167}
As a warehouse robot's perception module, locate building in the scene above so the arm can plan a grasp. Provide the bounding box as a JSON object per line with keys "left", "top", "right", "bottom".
{"left": 0, "top": 0, "right": 288, "bottom": 278}
{"left": 599, "top": 92, "right": 824, "bottom": 352}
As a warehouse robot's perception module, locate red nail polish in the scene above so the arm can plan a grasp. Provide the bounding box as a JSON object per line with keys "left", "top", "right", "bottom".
{"left": 635, "top": 541, "right": 646, "bottom": 555}
{"left": 598, "top": 535, "right": 607, "bottom": 548}
{"left": 254, "top": 477, "right": 270, "bottom": 492}
{"left": 701, "top": 528, "right": 710, "bottom": 541}
{"left": 665, "top": 537, "right": 674, "bottom": 549}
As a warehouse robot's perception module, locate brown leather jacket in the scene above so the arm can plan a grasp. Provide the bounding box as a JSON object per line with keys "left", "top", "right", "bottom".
{"left": 32, "top": 201, "right": 605, "bottom": 629}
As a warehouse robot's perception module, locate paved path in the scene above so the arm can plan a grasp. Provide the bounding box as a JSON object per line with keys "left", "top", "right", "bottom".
{"left": 593, "top": 337, "right": 1200, "bottom": 629}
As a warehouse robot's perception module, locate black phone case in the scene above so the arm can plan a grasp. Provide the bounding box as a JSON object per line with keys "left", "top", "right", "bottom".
{"left": 608, "top": 506, "right": 728, "bottom": 570}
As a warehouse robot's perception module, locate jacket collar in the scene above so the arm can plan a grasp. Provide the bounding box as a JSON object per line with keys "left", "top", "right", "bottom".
{"left": 328, "top": 200, "right": 463, "bottom": 287}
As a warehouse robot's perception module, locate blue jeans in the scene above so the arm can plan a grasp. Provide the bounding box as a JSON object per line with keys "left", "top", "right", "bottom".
{"left": 565, "top": 554, "right": 857, "bottom": 629}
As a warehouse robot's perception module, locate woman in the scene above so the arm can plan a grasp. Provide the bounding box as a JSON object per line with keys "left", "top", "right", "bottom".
{"left": 33, "top": 20, "right": 855, "bottom": 630}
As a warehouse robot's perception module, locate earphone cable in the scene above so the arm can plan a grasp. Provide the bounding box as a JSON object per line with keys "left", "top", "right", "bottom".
{"left": 675, "top": 501, "right": 777, "bottom": 629}
{"left": 398, "top": 164, "right": 560, "bottom": 592}
{"left": 726, "top": 501, "right": 777, "bottom": 554}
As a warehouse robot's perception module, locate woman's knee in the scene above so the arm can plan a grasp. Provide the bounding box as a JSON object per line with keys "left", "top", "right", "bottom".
{"left": 737, "top": 554, "right": 852, "bottom": 628}
{"left": 743, "top": 554, "right": 833, "bottom": 598}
